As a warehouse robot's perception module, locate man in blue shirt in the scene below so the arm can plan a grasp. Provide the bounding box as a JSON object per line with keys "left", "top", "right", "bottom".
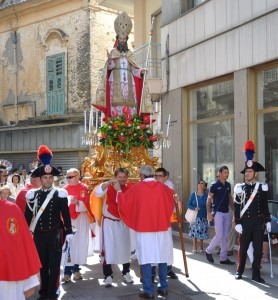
{"left": 205, "top": 166, "right": 235, "bottom": 265}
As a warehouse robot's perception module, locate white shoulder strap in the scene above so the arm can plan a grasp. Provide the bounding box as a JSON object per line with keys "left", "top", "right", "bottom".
{"left": 30, "top": 188, "right": 56, "bottom": 232}
{"left": 195, "top": 192, "right": 199, "bottom": 207}
{"left": 240, "top": 182, "right": 260, "bottom": 218}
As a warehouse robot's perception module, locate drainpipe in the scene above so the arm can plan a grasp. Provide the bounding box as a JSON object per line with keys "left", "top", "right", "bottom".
{"left": 13, "top": 30, "right": 19, "bottom": 125}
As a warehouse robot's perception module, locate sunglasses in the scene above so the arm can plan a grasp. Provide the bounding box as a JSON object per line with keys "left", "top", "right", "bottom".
{"left": 66, "top": 175, "right": 77, "bottom": 179}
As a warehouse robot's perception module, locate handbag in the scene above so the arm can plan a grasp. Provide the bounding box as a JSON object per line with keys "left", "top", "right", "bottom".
{"left": 185, "top": 192, "right": 199, "bottom": 223}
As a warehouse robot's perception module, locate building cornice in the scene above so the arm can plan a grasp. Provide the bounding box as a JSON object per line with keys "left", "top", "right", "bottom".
{"left": 0, "top": 0, "right": 99, "bottom": 31}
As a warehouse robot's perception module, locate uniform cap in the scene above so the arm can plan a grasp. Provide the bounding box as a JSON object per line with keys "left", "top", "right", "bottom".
{"left": 240, "top": 140, "right": 265, "bottom": 174}
{"left": 31, "top": 145, "right": 60, "bottom": 177}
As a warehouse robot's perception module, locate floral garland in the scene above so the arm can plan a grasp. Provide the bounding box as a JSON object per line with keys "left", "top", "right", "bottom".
{"left": 99, "top": 114, "right": 157, "bottom": 152}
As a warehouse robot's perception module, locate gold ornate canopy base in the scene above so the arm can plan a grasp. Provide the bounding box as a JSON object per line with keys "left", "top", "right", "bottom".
{"left": 81, "top": 145, "right": 160, "bottom": 190}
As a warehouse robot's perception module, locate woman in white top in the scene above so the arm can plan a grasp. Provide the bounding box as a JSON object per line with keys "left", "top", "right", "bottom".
{"left": 8, "top": 174, "right": 23, "bottom": 198}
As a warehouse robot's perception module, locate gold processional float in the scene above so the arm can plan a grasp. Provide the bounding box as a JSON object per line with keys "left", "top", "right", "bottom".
{"left": 81, "top": 111, "right": 171, "bottom": 190}
{"left": 80, "top": 111, "right": 190, "bottom": 277}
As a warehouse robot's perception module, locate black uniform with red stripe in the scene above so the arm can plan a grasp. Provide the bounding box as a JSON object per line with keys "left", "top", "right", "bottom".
{"left": 25, "top": 188, "right": 72, "bottom": 300}
{"left": 234, "top": 182, "right": 270, "bottom": 280}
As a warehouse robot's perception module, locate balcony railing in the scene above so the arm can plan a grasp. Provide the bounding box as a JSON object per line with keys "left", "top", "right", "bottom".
{"left": 212, "top": 80, "right": 234, "bottom": 98}
{"left": 264, "top": 68, "right": 278, "bottom": 85}
{"left": 133, "top": 42, "right": 162, "bottom": 79}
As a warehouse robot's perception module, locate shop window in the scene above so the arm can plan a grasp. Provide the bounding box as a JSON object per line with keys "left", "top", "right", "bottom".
{"left": 189, "top": 79, "right": 234, "bottom": 188}
{"left": 188, "top": 0, "right": 207, "bottom": 10}
{"left": 257, "top": 66, "right": 278, "bottom": 212}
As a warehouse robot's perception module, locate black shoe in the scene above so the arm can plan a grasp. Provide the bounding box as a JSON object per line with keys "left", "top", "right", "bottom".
{"left": 139, "top": 291, "right": 154, "bottom": 299}
{"left": 220, "top": 259, "right": 235, "bottom": 265}
{"left": 205, "top": 251, "right": 214, "bottom": 263}
{"left": 252, "top": 276, "right": 265, "bottom": 284}
{"left": 235, "top": 272, "right": 242, "bottom": 280}
{"left": 157, "top": 289, "right": 168, "bottom": 295}
{"left": 167, "top": 270, "right": 178, "bottom": 279}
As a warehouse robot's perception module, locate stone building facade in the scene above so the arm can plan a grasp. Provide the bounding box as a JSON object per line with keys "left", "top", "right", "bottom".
{"left": 0, "top": 0, "right": 135, "bottom": 171}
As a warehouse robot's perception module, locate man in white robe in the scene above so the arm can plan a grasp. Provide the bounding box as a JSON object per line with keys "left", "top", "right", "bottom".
{"left": 94, "top": 167, "right": 133, "bottom": 287}
{"left": 63, "top": 168, "right": 95, "bottom": 282}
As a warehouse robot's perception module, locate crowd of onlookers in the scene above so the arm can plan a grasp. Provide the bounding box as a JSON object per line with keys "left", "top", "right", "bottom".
{"left": 0, "top": 165, "right": 67, "bottom": 199}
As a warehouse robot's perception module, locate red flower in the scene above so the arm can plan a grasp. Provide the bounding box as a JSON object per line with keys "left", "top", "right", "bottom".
{"left": 100, "top": 133, "right": 106, "bottom": 139}
{"left": 149, "top": 135, "right": 157, "bottom": 141}
{"left": 143, "top": 115, "right": 156, "bottom": 124}
{"left": 125, "top": 114, "right": 132, "bottom": 121}
{"left": 124, "top": 120, "right": 132, "bottom": 127}
{"left": 143, "top": 116, "right": 150, "bottom": 124}
{"left": 119, "top": 136, "right": 125, "bottom": 142}
{"left": 122, "top": 106, "right": 131, "bottom": 115}
{"left": 139, "top": 136, "right": 145, "bottom": 141}
{"left": 112, "top": 123, "right": 119, "bottom": 130}
{"left": 140, "top": 124, "right": 147, "bottom": 130}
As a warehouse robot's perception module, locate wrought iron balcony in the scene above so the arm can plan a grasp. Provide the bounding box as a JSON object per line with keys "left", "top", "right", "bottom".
{"left": 133, "top": 42, "right": 162, "bottom": 79}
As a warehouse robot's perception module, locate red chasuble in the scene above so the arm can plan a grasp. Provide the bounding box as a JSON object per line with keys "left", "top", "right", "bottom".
{"left": 0, "top": 200, "right": 41, "bottom": 281}
{"left": 117, "top": 181, "right": 174, "bottom": 232}
{"left": 15, "top": 183, "right": 34, "bottom": 213}
{"left": 106, "top": 184, "right": 129, "bottom": 218}
{"left": 64, "top": 182, "right": 95, "bottom": 223}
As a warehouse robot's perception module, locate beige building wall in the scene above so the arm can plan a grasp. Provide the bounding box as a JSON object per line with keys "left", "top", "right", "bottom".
{"left": 134, "top": 0, "right": 161, "bottom": 48}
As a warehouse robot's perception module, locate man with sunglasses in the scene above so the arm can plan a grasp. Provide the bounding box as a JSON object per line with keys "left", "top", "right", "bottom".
{"left": 154, "top": 168, "right": 178, "bottom": 280}
{"left": 205, "top": 166, "right": 235, "bottom": 265}
{"left": 63, "top": 168, "right": 95, "bottom": 282}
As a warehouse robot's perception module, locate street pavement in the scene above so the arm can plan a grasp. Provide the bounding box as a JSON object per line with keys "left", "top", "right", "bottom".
{"left": 30, "top": 235, "right": 278, "bottom": 300}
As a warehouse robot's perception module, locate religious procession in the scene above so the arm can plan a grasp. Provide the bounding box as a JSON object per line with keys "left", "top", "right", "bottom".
{"left": 1, "top": 1, "right": 278, "bottom": 300}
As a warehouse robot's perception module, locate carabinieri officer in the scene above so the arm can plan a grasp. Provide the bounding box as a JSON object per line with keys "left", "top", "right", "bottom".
{"left": 233, "top": 140, "right": 271, "bottom": 283}
{"left": 25, "top": 145, "right": 73, "bottom": 300}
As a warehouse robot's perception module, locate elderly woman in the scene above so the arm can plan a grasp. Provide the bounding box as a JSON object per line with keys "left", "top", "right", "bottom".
{"left": 188, "top": 179, "right": 209, "bottom": 253}
{"left": 0, "top": 184, "right": 15, "bottom": 202}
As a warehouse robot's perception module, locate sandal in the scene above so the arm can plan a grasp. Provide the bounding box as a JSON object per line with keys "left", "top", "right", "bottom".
{"left": 193, "top": 249, "right": 198, "bottom": 253}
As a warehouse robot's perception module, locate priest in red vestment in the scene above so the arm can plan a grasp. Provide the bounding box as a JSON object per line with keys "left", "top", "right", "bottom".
{"left": 0, "top": 188, "right": 41, "bottom": 299}
{"left": 115, "top": 165, "right": 174, "bottom": 298}
{"left": 62, "top": 168, "right": 95, "bottom": 282}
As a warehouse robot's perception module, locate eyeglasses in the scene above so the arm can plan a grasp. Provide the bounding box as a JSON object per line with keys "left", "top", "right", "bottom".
{"left": 66, "top": 175, "right": 77, "bottom": 179}
{"left": 154, "top": 174, "right": 164, "bottom": 178}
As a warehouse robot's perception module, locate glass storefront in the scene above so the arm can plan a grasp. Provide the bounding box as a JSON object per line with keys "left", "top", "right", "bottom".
{"left": 189, "top": 79, "right": 234, "bottom": 190}
{"left": 257, "top": 66, "right": 278, "bottom": 215}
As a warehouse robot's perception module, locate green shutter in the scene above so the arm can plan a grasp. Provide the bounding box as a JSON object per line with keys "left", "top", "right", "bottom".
{"left": 46, "top": 53, "right": 65, "bottom": 115}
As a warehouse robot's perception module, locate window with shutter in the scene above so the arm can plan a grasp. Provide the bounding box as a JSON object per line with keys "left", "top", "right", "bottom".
{"left": 46, "top": 53, "right": 65, "bottom": 115}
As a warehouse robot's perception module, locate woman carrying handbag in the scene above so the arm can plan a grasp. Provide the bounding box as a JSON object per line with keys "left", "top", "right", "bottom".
{"left": 187, "top": 180, "right": 208, "bottom": 253}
